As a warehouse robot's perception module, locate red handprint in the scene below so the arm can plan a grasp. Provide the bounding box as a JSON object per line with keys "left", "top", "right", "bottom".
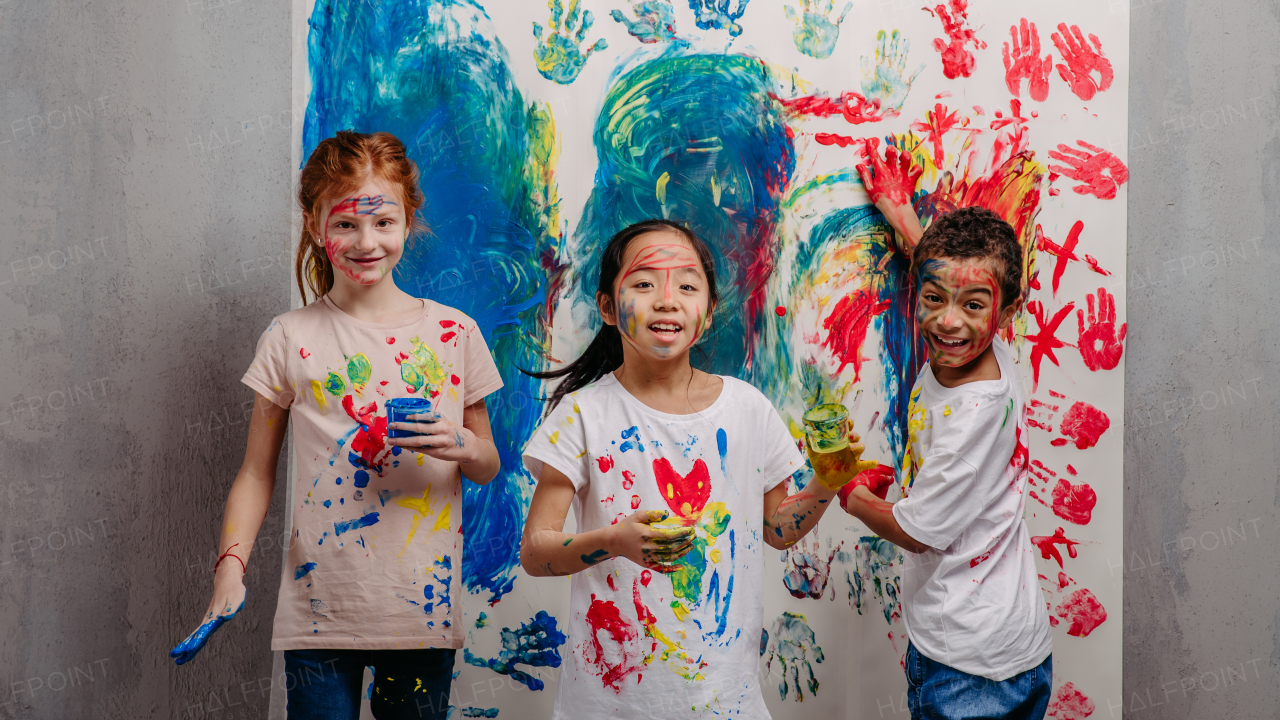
{"left": 924, "top": 0, "right": 985, "bottom": 80}
{"left": 1076, "top": 287, "right": 1126, "bottom": 371}
{"left": 1024, "top": 389, "right": 1111, "bottom": 449}
{"left": 1002, "top": 19, "right": 1052, "bottom": 102}
{"left": 1048, "top": 140, "right": 1129, "bottom": 200}
{"left": 1022, "top": 299, "right": 1075, "bottom": 390}
{"left": 1051, "top": 23, "right": 1113, "bottom": 101}
{"left": 854, "top": 137, "right": 923, "bottom": 206}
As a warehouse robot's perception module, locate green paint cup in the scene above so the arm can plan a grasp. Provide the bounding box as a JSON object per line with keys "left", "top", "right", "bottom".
{"left": 803, "top": 403, "right": 849, "bottom": 454}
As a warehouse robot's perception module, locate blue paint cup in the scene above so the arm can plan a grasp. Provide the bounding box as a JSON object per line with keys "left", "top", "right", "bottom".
{"left": 386, "top": 397, "right": 434, "bottom": 439}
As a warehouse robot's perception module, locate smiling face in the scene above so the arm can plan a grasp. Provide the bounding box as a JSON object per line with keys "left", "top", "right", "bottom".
{"left": 311, "top": 176, "right": 409, "bottom": 288}
{"left": 601, "top": 230, "right": 713, "bottom": 362}
{"left": 915, "top": 256, "right": 1018, "bottom": 368}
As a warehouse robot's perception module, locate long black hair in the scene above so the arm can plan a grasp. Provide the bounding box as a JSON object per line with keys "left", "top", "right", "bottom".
{"left": 528, "top": 219, "right": 720, "bottom": 412}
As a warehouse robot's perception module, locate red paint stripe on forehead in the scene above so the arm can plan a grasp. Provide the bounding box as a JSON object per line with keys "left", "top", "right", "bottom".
{"left": 621, "top": 243, "right": 700, "bottom": 280}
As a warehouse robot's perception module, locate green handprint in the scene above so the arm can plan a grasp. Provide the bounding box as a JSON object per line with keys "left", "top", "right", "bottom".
{"left": 533, "top": 0, "right": 608, "bottom": 85}
{"left": 784, "top": 0, "right": 851, "bottom": 59}
{"left": 860, "top": 29, "right": 924, "bottom": 114}
{"left": 764, "top": 611, "right": 824, "bottom": 701}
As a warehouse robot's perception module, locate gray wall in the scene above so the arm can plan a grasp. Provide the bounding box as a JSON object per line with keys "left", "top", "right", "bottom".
{"left": 0, "top": 1, "right": 1275, "bottom": 718}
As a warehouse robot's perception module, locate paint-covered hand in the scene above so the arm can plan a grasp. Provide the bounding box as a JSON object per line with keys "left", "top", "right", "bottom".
{"left": 805, "top": 429, "right": 878, "bottom": 491}
{"left": 764, "top": 611, "right": 824, "bottom": 701}
{"left": 785, "top": 0, "right": 851, "bottom": 60}
{"left": 1076, "top": 287, "right": 1126, "bottom": 371}
{"left": 387, "top": 411, "right": 477, "bottom": 463}
{"left": 836, "top": 463, "right": 897, "bottom": 512}
{"left": 688, "top": 0, "right": 750, "bottom": 37}
{"left": 610, "top": 0, "right": 677, "bottom": 44}
{"left": 860, "top": 29, "right": 924, "bottom": 111}
{"left": 1051, "top": 23, "right": 1113, "bottom": 102}
{"left": 608, "top": 509, "right": 695, "bottom": 573}
{"left": 533, "top": 0, "right": 608, "bottom": 85}
{"left": 855, "top": 137, "right": 924, "bottom": 252}
{"left": 170, "top": 570, "right": 246, "bottom": 665}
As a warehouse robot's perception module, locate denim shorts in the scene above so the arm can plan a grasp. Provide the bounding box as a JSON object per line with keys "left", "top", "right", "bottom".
{"left": 905, "top": 642, "right": 1052, "bottom": 720}
{"left": 283, "top": 647, "right": 456, "bottom": 720}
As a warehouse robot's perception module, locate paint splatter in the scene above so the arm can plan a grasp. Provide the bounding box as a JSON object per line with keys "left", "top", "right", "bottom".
{"left": 782, "top": 536, "right": 843, "bottom": 600}
{"left": 300, "top": 348, "right": 311, "bottom": 359}
{"left": 1023, "top": 301, "right": 1075, "bottom": 391}
{"left": 1054, "top": 588, "right": 1107, "bottom": 637}
{"left": 923, "top": 0, "right": 985, "bottom": 79}
{"left": 1030, "top": 527, "right": 1081, "bottom": 568}
{"left": 334, "top": 512, "right": 380, "bottom": 536}
{"left": 596, "top": 454, "right": 614, "bottom": 473}
{"left": 1057, "top": 400, "right": 1110, "bottom": 449}
{"left": 582, "top": 595, "right": 644, "bottom": 692}
{"left": 1037, "top": 221, "right": 1111, "bottom": 297}
{"left": 822, "top": 288, "right": 891, "bottom": 382}
{"left": 1029, "top": 460, "right": 1097, "bottom": 525}
{"left": 653, "top": 458, "right": 711, "bottom": 517}
{"left": 462, "top": 611, "right": 566, "bottom": 690}
{"left": 295, "top": 562, "right": 318, "bottom": 580}
{"left": 846, "top": 536, "right": 902, "bottom": 624}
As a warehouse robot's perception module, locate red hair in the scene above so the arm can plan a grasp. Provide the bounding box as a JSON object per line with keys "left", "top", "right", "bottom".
{"left": 295, "top": 130, "right": 426, "bottom": 303}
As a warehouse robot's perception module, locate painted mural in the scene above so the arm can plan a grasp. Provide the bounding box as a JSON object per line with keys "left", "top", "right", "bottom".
{"left": 292, "top": 0, "right": 1127, "bottom": 715}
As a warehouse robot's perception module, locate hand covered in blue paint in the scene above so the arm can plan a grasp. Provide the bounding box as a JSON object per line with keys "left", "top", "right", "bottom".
{"left": 387, "top": 411, "right": 476, "bottom": 463}
{"left": 533, "top": 0, "right": 608, "bottom": 85}
{"left": 608, "top": 509, "right": 695, "bottom": 573}
{"left": 764, "top": 611, "right": 824, "bottom": 702}
{"left": 860, "top": 29, "right": 924, "bottom": 113}
{"left": 784, "top": 0, "right": 851, "bottom": 59}
{"left": 611, "top": 0, "right": 677, "bottom": 44}
{"left": 171, "top": 567, "right": 246, "bottom": 665}
{"left": 688, "top": 0, "right": 750, "bottom": 37}
{"left": 782, "top": 535, "right": 842, "bottom": 600}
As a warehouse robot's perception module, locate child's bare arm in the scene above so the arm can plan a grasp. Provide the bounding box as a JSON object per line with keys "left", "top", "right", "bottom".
{"left": 761, "top": 480, "right": 838, "bottom": 549}
{"left": 841, "top": 485, "right": 931, "bottom": 554}
{"left": 172, "top": 392, "right": 288, "bottom": 664}
{"left": 520, "top": 465, "right": 694, "bottom": 577}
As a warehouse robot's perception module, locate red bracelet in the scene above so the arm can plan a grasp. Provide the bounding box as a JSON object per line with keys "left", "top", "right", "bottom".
{"left": 214, "top": 543, "right": 246, "bottom": 574}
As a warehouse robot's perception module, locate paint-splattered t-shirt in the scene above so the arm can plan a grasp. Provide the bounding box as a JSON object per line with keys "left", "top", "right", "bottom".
{"left": 242, "top": 295, "right": 502, "bottom": 651}
{"left": 892, "top": 337, "right": 1053, "bottom": 680}
{"left": 522, "top": 373, "right": 805, "bottom": 720}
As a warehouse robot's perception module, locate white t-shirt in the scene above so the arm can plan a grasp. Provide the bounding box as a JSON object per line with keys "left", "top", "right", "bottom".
{"left": 892, "top": 337, "right": 1053, "bottom": 681}
{"left": 523, "top": 373, "right": 805, "bottom": 720}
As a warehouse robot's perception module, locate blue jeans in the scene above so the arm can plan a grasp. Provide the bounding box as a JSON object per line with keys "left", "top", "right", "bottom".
{"left": 905, "top": 642, "right": 1052, "bottom": 720}
{"left": 283, "top": 648, "right": 455, "bottom": 720}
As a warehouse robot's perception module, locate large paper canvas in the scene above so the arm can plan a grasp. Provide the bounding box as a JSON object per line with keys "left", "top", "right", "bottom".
{"left": 288, "top": 0, "right": 1127, "bottom": 716}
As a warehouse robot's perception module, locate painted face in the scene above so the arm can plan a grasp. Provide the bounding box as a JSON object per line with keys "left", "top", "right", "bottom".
{"left": 915, "top": 256, "right": 1012, "bottom": 367}
{"left": 314, "top": 177, "right": 408, "bottom": 287}
{"left": 605, "top": 231, "right": 713, "bottom": 361}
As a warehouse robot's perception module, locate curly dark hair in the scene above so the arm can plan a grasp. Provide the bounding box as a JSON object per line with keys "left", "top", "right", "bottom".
{"left": 912, "top": 206, "right": 1023, "bottom": 309}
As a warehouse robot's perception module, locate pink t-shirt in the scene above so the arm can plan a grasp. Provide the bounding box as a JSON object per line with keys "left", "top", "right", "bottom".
{"left": 242, "top": 295, "right": 502, "bottom": 650}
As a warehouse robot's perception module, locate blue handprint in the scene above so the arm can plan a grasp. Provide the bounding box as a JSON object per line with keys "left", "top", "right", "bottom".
{"left": 169, "top": 596, "right": 245, "bottom": 665}
{"left": 611, "top": 0, "right": 677, "bottom": 44}
{"left": 763, "top": 611, "right": 824, "bottom": 701}
{"left": 860, "top": 29, "right": 924, "bottom": 114}
{"left": 533, "top": 0, "right": 608, "bottom": 85}
{"left": 463, "top": 611, "right": 567, "bottom": 691}
{"left": 688, "top": 0, "right": 750, "bottom": 37}
{"left": 784, "top": 0, "right": 851, "bottom": 59}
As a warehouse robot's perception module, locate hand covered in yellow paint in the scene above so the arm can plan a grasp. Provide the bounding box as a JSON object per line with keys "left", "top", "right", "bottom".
{"left": 608, "top": 509, "right": 695, "bottom": 574}
{"left": 387, "top": 411, "right": 477, "bottom": 464}
{"left": 805, "top": 428, "right": 879, "bottom": 491}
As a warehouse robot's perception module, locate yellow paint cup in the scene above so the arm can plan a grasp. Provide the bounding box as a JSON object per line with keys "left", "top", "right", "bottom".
{"left": 803, "top": 403, "right": 849, "bottom": 454}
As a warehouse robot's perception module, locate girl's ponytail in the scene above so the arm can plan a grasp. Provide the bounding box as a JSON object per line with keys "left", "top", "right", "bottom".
{"left": 528, "top": 219, "right": 719, "bottom": 413}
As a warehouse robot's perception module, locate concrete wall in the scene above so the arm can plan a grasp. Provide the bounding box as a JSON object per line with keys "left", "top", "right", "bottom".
{"left": 0, "top": 1, "right": 1275, "bottom": 719}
